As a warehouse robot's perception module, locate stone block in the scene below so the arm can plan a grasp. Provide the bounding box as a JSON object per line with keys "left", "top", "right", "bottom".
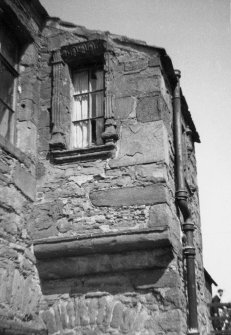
{"left": 0, "top": 161, "right": 8, "bottom": 174}
{"left": 124, "top": 59, "right": 148, "bottom": 73}
{"left": 16, "top": 121, "right": 37, "bottom": 155}
{"left": 148, "top": 56, "right": 161, "bottom": 67}
{"left": 148, "top": 204, "right": 172, "bottom": 228}
{"left": 90, "top": 183, "right": 169, "bottom": 207}
{"left": 2, "top": 213, "right": 20, "bottom": 235}
{"left": 36, "top": 248, "right": 173, "bottom": 280}
{"left": 21, "top": 43, "right": 38, "bottom": 66}
{"left": 114, "top": 74, "right": 160, "bottom": 96}
{"left": 135, "top": 163, "right": 168, "bottom": 184}
{"left": 18, "top": 100, "right": 33, "bottom": 121}
{"left": 39, "top": 109, "right": 50, "bottom": 128}
{"left": 132, "top": 268, "right": 180, "bottom": 289}
{"left": 109, "top": 120, "right": 169, "bottom": 168}
{"left": 157, "top": 309, "right": 184, "bottom": 333}
{"left": 41, "top": 309, "right": 57, "bottom": 334}
{"left": 0, "top": 185, "right": 27, "bottom": 213}
{"left": 0, "top": 135, "right": 31, "bottom": 168}
{"left": 13, "top": 164, "right": 36, "bottom": 201}
{"left": 137, "top": 95, "right": 161, "bottom": 122}
{"left": 114, "top": 96, "right": 136, "bottom": 120}
{"left": 110, "top": 302, "right": 123, "bottom": 328}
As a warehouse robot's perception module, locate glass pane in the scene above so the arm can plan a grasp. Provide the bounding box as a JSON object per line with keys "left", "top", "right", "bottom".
{"left": 89, "top": 92, "right": 104, "bottom": 118}
{"left": 73, "top": 94, "right": 89, "bottom": 121}
{"left": 0, "top": 23, "right": 18, "bottom": 67}
{"left": 73, "top": 71, "right": 88, "bottom": 94}
{"left": 82, "top": 121, "right": 89, "bottom": 148}
{"left": 95, "top": 118, "right": 104, "bottom": 145}
{"left": 72, "top": 96, "right": 81, "bottom": 122}
{"left": 0, "top": 101, "right": 13, "bottom": 141}
{"left": 0, "top": 59, "right": 15, "bottom": 108}
{"left": 91, "top": 118, "right": 104, "bottom": 145}
{"left": 89, "top": 69, "right": 103, "bottom": 92}
{"left": 71, "top": 122, "right": 78, "bottom": 148}
{"left": 81, "top": 94, "right": 88, "bottom": 120}
{"left": 71, "top": 121, "right": 90, "bottom": 149}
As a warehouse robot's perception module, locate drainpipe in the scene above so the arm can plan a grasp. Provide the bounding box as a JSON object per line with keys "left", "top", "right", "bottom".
{"left": 173, "top": 70, "right": 199, "bottom": 335}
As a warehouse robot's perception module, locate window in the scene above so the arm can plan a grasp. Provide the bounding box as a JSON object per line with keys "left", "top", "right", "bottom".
{"left": 0, "top": 22, "right": 18, "bottom": 143}
{"left": 71, "top": 67, "right": 104, "bottom": 149}
{"left": 50, "top": 41, "right": 118, "bottom": 162}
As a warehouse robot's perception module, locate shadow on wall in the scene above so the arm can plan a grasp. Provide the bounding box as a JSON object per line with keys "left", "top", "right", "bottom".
{"left": 40, "top": 267, "right": 175, "bottom": 296}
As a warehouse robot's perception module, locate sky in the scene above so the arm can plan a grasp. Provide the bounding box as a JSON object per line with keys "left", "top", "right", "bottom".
{"left": 40, "top": 0, "right": 231, "bottom": 301}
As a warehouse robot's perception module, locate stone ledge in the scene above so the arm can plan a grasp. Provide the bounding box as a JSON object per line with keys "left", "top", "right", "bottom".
{"left": 36, "top": 247, "right": 173, "bottom": 280}
{"left": 51, "top": 143, "right": 116, "bottom": 164}
{"left": 34, "top": 228, "right": 173, "bottom": 280}
{"left": 34, "top": 227, "right": 170, "bottom": 259}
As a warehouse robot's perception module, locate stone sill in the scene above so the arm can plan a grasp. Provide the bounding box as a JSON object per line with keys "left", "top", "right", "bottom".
{"left": 34, "top": 228, "right": 173, "bottom": 280}
{"left": 51, "top": 143, "right": 116, "bottom": 164}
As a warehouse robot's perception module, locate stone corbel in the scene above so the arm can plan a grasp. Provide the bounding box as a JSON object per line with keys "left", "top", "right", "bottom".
{"left": 50, "top": 50, "right": 66, "bottom": 151}
{"left": 33, "top": 228, "right": 172, "bottom": 280}
{"left": 101, "top": 94, "right": 119, "bottom": 144}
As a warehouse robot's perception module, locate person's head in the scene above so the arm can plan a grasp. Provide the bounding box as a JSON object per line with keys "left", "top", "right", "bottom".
{"left": 218, "top": 288, "right": 224, "bottom": 297}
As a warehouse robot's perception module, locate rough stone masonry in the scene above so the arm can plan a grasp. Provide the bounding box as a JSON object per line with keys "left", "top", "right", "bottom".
{"left": 0, "top": 1, "right": 212, "bottom": 334}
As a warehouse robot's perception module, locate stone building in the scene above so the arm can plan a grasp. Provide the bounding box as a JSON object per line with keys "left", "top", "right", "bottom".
{"left": 0, "top": 1, "right": 211, "bottom": 334}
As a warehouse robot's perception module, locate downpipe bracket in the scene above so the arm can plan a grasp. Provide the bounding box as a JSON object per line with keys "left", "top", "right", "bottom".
{"left": 183, "top": 246, "right": 196, "bottom": 256}
{"left": 182, "top": 223, "right": 195, "bottom": 232}
{"left": 176, "top": 189, "right": 188, "bottom": 200}
{"left": 187, "top": 329, "right": 199, "bottom": 335}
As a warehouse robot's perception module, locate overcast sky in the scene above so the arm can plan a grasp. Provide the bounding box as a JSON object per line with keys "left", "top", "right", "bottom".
{"left": 40, "top": 0, "right": 231, "bottom": 301}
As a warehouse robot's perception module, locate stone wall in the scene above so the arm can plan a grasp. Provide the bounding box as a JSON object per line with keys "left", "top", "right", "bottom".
{"left": 29, "top": 20, "right": 190, "bottom": 335}
{"left": 0, "top": 0, "right": 47, "bottom": 332}
{"left": 0, "top": 141, "right": 44, "bottom": 330}
{"left": 0, "top": 3, "right": 208, "bottom": 334}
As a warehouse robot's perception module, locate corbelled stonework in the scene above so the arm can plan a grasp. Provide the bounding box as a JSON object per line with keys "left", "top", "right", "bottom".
{"left": 0, "top": 1, "right": 211, "bottom": 335}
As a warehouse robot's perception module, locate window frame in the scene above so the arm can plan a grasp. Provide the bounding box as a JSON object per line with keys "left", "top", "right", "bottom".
{"left": 50, "top": 40, "right": 118, "bottom": 163}
{"left": 0, "top": 23, "right": 19, "bottom": 144}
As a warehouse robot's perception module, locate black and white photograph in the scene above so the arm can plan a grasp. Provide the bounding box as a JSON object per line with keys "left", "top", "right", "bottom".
{"left": 0, "top": 0, "right": 231, "bottom": 334}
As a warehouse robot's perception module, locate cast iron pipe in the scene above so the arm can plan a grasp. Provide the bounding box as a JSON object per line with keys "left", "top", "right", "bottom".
{"left": 173, "top": 70, "right": 199, "bottom": 335}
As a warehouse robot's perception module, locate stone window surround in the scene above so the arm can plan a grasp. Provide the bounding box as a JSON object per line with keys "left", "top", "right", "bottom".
{"left": 0, "top": 49, "right": 18, "bottom": 144}
{"left": 0, "top": 18, "right": 20, "bottom": 145}
{"left": 0, "top": 4, "right": 34, "bottom": 154}
{"left": 50, "top": 39, "right": 119, "bottom": 164}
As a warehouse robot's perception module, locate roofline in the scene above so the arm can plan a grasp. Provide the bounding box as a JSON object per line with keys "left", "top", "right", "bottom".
{"left": 204, "top": 268, "right": 218, "bottom": 286}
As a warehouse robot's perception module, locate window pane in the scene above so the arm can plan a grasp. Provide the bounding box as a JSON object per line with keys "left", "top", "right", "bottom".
{"left": 0, "top": 23, "right": 18, "bottom": 67}
{"left": 82, "top": 121, "right": 89, "bottom": 148}
{"left": 91, "top": 117, "right": 104, "bottom": 145}
{"left": 89, "top": 69, "right": 103, "bottom": 92}
{"left": 73, "top": 94, "right": 89, "bottom": 121}
{"left": 0, "top": 101, "right": 14, "bottom": 141}
{"left": 72, "top": 96, "right": 81, "bottom": 122}
{"left": 71, "top": 121, "right": 90, "bottom": 148}
{"left": 73, "top": 71, "right": 88, "bottom": 94}
{"left": 89, "top": 92, "right": 104, "bottom": 118}
{"left": 0, "top": 59, "right": 15, "bottom": 108}
{"left": 81, "top": 94, "right": 88, "bottom": 120}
